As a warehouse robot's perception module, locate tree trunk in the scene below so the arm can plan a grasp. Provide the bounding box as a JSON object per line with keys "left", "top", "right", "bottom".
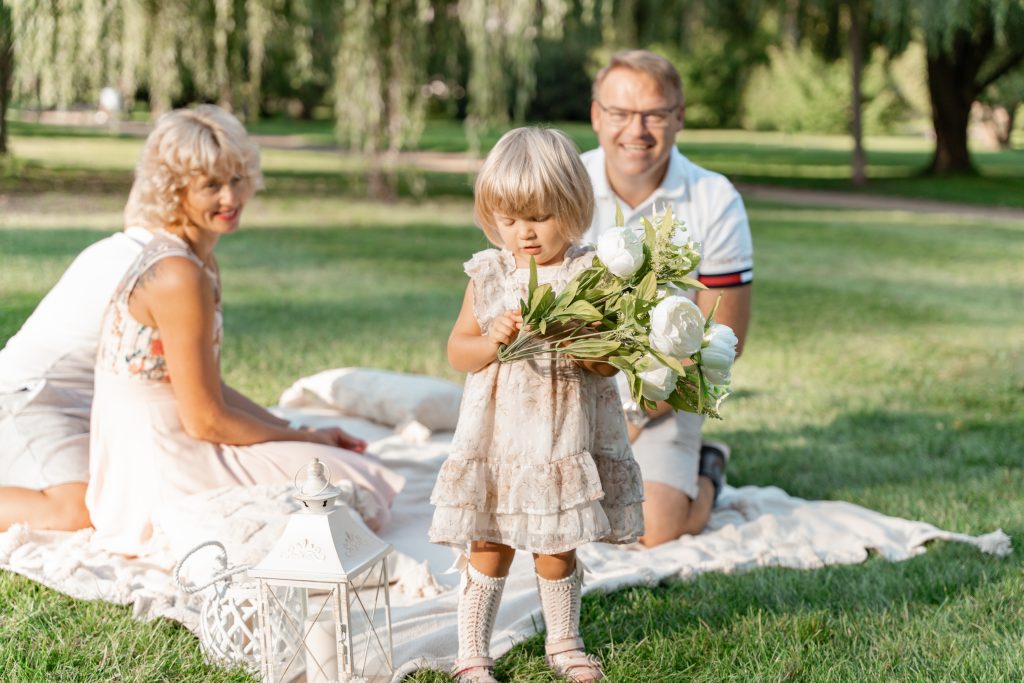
{"left": 925, "top": 31, "right": 989, "bottom": 175}
{"left": 998, "top": 102, "right": 1018, "bottom": 149}
{"left": 0, "top": 3, "right": 12, "bottom": 156}
{"left": 848, "top": 1, "right": 866, "bottom": 187}
{"left": 927, "top": 62, "right": 976, "bottom": 173}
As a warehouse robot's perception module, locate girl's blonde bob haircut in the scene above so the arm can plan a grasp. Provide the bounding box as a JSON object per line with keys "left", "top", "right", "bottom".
{"left": 474, "top": 127, "right": 594, "bottom": 246}
{"left": 124, "top": 104, "right": 263, "bottom": 230}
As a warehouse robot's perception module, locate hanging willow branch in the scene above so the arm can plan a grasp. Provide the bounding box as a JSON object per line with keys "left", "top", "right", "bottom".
{"left": 245, "top": 0, "right": 274, "bottom": 121}
{"left": 458, "top": 0, "right": 567, "bottom": 152}
{"left": 332, "top": 0, "right": 431, "bottom": 197}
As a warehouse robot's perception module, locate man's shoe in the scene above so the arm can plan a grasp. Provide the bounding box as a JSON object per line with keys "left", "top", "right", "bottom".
{"left": 699, "top": 440, "right": 730, "bottom": 503}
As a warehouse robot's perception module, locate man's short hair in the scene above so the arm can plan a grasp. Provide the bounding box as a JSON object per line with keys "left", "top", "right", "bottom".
{"left": 592, "top": 50, "right": 685, "bottom": 106}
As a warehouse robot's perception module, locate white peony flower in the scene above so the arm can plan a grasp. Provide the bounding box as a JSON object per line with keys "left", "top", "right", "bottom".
{"left": 638, "top": 356, "right": 677, "bottom": 401}
{"left": 701, "top": 322, "right": 738, "bottom": 385}
{"left": 597, "top": 227, "right": 645, "bottom": 278}
{"left": 648, "top": 295, "right": 706, "bottom": 359}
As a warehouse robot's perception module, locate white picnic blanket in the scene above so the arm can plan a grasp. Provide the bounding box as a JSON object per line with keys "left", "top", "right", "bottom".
{"left": 0, "top": 408, "right": 1011, "bottom": 681}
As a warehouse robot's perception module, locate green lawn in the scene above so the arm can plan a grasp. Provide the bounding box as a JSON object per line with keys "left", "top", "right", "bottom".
{"left": 6, "top": 115, "right": 1024, "bottom": 208}
{"left": 1, "top": 154, "right": 1022, "bottom": 680}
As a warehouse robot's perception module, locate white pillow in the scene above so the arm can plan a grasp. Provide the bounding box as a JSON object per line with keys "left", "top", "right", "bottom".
{"left": 278, "top": 367, "right": 463, "bottom": 433}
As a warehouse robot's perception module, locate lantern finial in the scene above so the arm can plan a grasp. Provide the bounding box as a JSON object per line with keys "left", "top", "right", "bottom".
{"left": 294, "top": 458, "right": 343, "bottom": 510}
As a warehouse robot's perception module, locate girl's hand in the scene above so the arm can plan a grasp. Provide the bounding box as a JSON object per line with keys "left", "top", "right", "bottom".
{"left": 487, "top": 309, "right": 523, "bottom": 347}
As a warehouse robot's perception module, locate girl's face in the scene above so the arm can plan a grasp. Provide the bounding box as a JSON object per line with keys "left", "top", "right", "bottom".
{"left": 180, "top": 169, "right": 251, "bottom": 236}
{"left": 495, "top": 212, "right": 571, "bottom": 268}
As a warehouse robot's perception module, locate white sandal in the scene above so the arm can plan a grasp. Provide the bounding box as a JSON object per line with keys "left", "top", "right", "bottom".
{"left": 545, "top": 636, "right": 605, "bottom": 682}
{"left": 452, "top": 656, "right": 498, "bottom": 683}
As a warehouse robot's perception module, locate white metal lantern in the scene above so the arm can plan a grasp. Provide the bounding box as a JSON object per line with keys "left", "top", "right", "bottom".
{"left": 250, "top": 458, "right": 395, "bottom": 683}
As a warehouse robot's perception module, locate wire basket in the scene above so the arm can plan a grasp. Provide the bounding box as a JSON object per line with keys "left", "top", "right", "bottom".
{"left": 175, "top": 541, "right": 302, "bottom": 672}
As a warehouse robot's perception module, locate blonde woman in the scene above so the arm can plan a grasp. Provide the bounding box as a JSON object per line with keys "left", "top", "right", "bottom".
{"left": 85, "top": 105, "right": 403, "bottom": 556}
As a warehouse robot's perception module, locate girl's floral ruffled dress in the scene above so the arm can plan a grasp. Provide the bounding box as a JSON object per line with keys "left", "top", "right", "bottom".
{"left": 428, "top": 246, "right": 645, "bottom": 555}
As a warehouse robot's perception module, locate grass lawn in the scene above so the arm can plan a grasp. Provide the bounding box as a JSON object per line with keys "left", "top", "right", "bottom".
{"left": 1, "top": 143, "right": 1022, "bottom": 681}
{"left": 6, "top": 115, "right": 1024, "bottom": 208}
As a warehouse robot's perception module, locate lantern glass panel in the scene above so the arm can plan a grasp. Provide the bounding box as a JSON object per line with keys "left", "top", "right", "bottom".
{"left": 258, "top": 562, "right": 392, "bottom": 683}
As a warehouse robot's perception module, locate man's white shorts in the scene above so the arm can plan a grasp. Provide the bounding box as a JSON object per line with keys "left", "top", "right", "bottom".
{"left": 631, "top": 410, "right": 704, "bottom": 500}
{"left": 0, "top": 381, "right": 90, "bottom": 488}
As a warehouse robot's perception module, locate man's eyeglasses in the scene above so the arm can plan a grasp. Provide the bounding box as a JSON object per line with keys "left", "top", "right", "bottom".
{"left": 595, "top": 101, "right": 681, "bottom": 129}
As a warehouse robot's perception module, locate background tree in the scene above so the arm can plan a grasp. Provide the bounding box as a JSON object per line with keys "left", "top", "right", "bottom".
{"left": 0, "top": 0, "right": 12, "bottom": 155}
{"left": 458, "top": 0, "right": 572, "bottom": 151}
{"left": 332, "top": 0, "right": 433, "bottom": 197}
{"left": 878, "top": 0, "right": 1024, "bottom": 174}
{"left": 783, "top": 0, "right": 897, "bottom": 186}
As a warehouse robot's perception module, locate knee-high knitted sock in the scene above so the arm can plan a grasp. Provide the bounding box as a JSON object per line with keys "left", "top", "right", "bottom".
{"left": 535, "top": 563, "right": 583, "bottom": 645}
{"left": 457, "top": 563, "right": 507, "bottom": 664}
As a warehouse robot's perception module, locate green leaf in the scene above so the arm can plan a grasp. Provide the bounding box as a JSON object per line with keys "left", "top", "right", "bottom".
{"left": 607, "top": 355, "right": 633, "bottom": 372}
{"left": 660, "top": 204, "right": 674, "bottom": 235}
{"left": 528, "top": 283, "right": 553, "bottom": 319}
{"left": 705, "top": 294, "right": 722, "bottom": 326}
{"left": 539, "top": 318, "right": 547, "bottom": 335}
{"left": 561, "top": 339, "right": 621, "bottom": 357}
{"left": 630, "top": 370, "right": 643, "bottom": 404}
{"left": 642, "top": 218, "right": 656, "bottom": 249}
{"left": 650, "top": 349, "right": 687, "bottom": 376}
{"left": 563, "top": 300, "right": 603, "bottom": 321}
{"left": 551, "top": 280, "right": 580, "bottom": 312}
{"left": 696, "top": 360, "right": 705, "bottom": 415}
{"left": 665, "top": 388, "right": 694, "bottom": 412}
{"left": 670, "top": 277, "right": 708, "bottom": 291}
{"left": 636, "top": 270, "right": 657, "bottom": 302}
{"left": 614, "top": 201, "right": 624, "bottom": 227}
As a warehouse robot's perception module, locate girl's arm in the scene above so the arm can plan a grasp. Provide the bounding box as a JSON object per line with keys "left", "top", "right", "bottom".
{"left": 129, "top": 257, "right": 336, "bottom": 447}
{"left": 447, "top": 281, "right": 521, "bottom": 373}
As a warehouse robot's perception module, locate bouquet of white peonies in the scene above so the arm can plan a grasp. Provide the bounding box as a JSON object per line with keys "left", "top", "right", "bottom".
{"left": 497, "top": 206, "right": 738, "bottom": 418}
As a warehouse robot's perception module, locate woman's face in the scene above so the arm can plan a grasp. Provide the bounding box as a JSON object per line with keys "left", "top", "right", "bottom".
{"left": 180, "top": 169, "right": 252, "bottom": 236}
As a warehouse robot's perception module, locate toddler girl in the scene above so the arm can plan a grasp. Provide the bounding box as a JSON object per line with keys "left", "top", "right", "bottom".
{"left": 429, "top": 127, "right": 644, "bottom": 682}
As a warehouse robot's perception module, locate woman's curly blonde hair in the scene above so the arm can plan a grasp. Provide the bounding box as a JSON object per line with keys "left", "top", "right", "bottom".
{"left": 123, "top": 105, "right": 263, "bottom": 230}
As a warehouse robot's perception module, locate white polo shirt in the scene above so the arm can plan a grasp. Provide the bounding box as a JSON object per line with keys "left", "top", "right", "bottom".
{"left": 0, "top": 227, "right": 152, "bottom": 395}
{"left": 582, "top": 146, "right": 753, "bottom": 291}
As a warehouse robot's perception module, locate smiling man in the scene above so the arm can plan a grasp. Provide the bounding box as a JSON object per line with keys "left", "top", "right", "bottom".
{"left": 582, "top": 50, "right": 753, "bottom": 546}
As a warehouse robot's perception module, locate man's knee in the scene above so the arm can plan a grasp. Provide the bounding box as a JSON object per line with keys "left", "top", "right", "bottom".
{"left": 640, "top": 480, "right": 708, "bottom": 547}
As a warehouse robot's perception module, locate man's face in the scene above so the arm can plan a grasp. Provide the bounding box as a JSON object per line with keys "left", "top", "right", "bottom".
{"left": 591, "top": 68, "right": 684, "bottom": 186}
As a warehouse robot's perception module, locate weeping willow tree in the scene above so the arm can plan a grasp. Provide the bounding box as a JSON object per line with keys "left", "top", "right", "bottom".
{"left": 876, "top": 0, "right": 1024, "bottom": 174}
{"left": 333, "top": 0, "right": 433, "bottom": 196}
{"left": 6, "top": 0, "right": 280, "bottom": 119}
{"left": 458, "top": 0, "right": 570, "bottom": 151}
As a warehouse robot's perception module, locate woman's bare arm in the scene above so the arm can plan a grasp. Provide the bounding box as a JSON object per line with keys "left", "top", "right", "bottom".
{"left": 131, "top": 257, "right": 327, "bottom": 446}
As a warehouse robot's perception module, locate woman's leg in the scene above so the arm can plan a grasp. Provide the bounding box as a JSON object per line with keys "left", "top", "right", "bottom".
{"left": 533, "top": 549, "right": 604, "bottom": 682}
{"left": 0, "top": 483, "right": 90, "bottom": 531}
{"left": 453, "top": 541, "right": 516, "bottom": 683}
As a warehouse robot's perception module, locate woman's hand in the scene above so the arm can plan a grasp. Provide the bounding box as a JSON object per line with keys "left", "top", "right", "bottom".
{"left": 300, "top": 426, "right": 367, "bottom": 453}
{"left": 486, "top": 309, "right": 523, "bottom": 347}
